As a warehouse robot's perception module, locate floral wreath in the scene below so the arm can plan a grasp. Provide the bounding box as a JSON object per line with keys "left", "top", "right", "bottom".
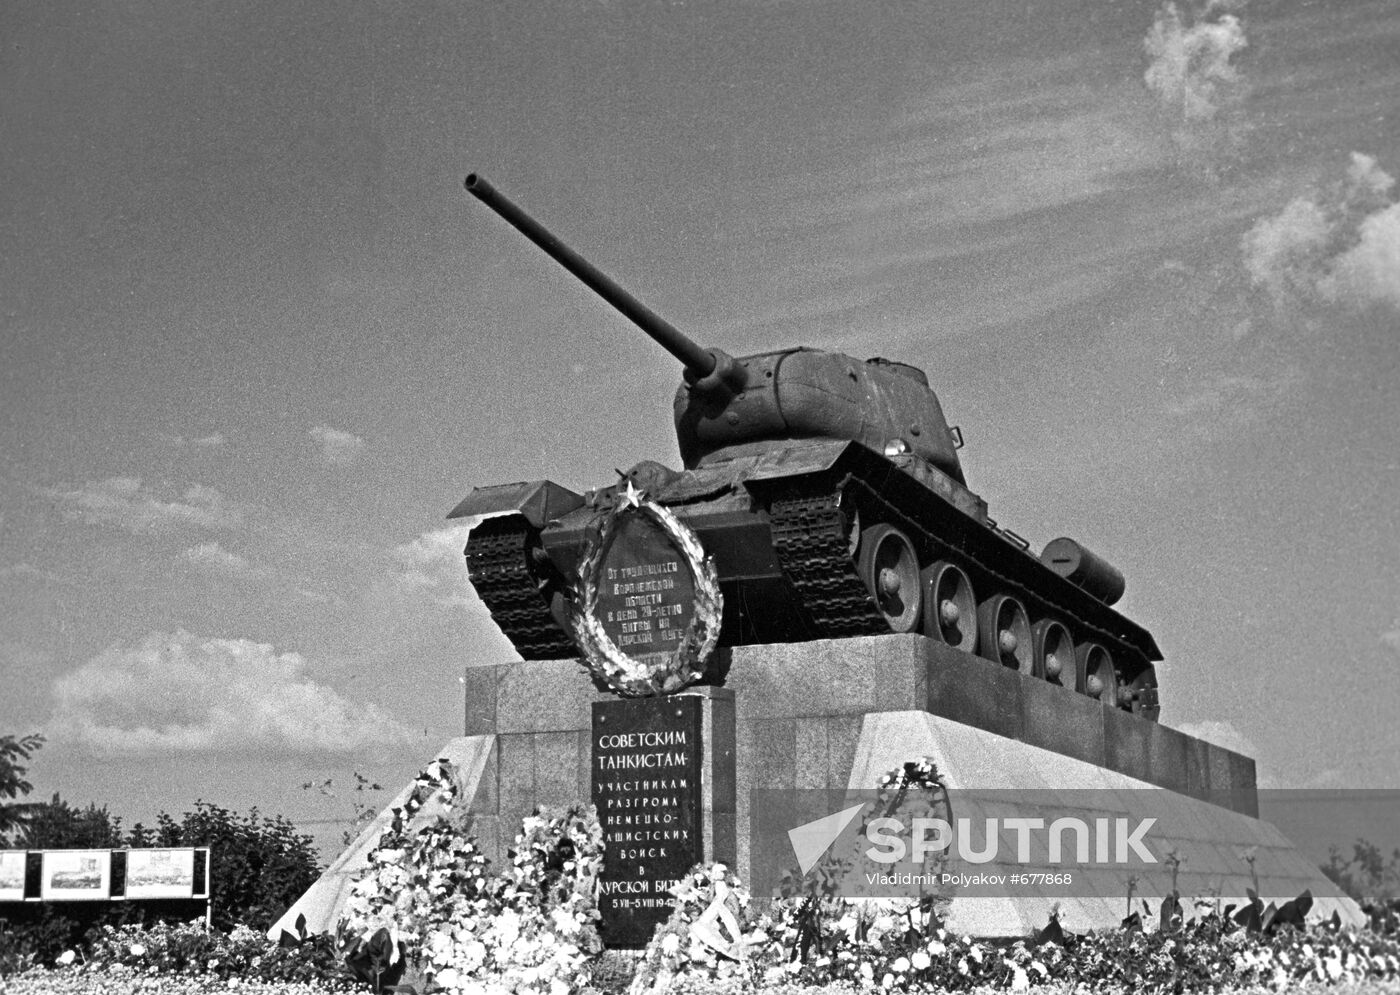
{"left": 572, "top": 482, "right": 722, "bottom": 697}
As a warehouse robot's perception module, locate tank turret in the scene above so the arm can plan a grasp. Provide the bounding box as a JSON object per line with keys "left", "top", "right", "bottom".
{"left": 453, "top": 175, "right": 1161, "bottom": 721}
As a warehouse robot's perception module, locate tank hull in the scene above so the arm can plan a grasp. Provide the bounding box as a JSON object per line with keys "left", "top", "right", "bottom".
{"left": 454, "top": 439, "right": 1161, "bottom": 720}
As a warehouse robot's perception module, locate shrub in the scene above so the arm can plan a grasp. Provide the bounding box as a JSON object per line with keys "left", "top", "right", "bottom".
{"left": 79, "top": 917, "right": 352, "bottom": 987}
{"left": 10, "top": 794, "right": 126, "bottom": 850}
{"left": 0, "top": 908, "right": 80, "bottom": 977}
{"left": 8, "top": 770, "right": 317, "bottom": 936}
{"left": 142, "top": 802, "right": 321, "bottom": 932}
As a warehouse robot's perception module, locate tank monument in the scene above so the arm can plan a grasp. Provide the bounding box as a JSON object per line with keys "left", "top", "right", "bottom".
{"left": 275, "top": 175, "right": 1358, "bottom": 946}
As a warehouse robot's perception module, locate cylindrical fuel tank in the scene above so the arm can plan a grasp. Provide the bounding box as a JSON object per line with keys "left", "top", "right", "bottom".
{"left": 1039, "top": 537, "right": 1126, "bottom": 606}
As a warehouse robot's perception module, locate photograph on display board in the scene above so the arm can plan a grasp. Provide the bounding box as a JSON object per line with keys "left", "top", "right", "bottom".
{"left": 40, "top": 850, "right": 109, "bottom": 900}
{"left": 0, "top": 851, "right": 25, "bottom": 901}
{"left": 125, "top": 848, "right": 196, "bottom": 899}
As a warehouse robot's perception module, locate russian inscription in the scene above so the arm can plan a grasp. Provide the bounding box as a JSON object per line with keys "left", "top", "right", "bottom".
{"left": 594, "top": 514, "right": 697, "bottom": 668}
{"left": 591, "top": 696, "right": 703, "bottom": 947}
{"left": 573, "top": 487, "right": 722, "bottom": 697}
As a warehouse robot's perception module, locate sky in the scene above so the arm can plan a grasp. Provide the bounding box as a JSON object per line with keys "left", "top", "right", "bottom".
{"left": 2, "top": 0, "right": 1397, "bottom": 860}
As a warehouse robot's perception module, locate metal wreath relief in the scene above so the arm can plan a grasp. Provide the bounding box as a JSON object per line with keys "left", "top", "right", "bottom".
{"left": 572, "top": 483, "right": 722, "bottom": 696}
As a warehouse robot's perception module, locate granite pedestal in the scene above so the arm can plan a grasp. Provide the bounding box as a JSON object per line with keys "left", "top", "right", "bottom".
{"left": 274, "top": 634, "right": 1360, "bottom": 938}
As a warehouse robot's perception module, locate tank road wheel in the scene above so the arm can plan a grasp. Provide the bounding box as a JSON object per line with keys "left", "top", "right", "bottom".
{"left": 1118, "top": 663, "right": 1160, "bottom": 721}
{"left": 856, "top": 523, "right": 922, "bottom": 633}
{"left": 978, "top": 594, "right": 1032, "bottom": 672}
{"left": 1031, "top": 619, "right": 1076, "bottom": 689}
{"left": 1078, "top": 643, "right": 1119, "bottom": 706}
{"left": 921, "top": 561, "right": 977, "bottom": 653}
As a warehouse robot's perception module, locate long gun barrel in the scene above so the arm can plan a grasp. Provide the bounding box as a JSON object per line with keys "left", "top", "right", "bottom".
{"left": 465, "top": 173, "right": 740, "bottom": 391}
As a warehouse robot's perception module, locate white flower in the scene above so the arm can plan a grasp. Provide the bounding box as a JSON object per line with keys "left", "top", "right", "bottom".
{"left": 927, "top": 939, "right": 946, "bottom": 956}
{"left": 550, "top": 907, "right": 580, "bottom": 937}
{"left": 1011, "top": 965, "right": 1030, "bottom": 991}
{"left": 460, "top": 938, "right": 487, "bottom": 971}
{"left": 911, "top": 951, "right": 931, "bottom": 970}
{"left": 57, "top": 950, "right": 76, "bottom": 966}
{"left": 129, "top": 943, "right": 146, "bottom": 957}
{"left": 892, "top": 956, "right": 910, "bottom": 972}
{"left": 881, "top": 972, "right": 895, "bottom": 989}
{"left": 660, "top": 933, "right": 680, "bottom": 955}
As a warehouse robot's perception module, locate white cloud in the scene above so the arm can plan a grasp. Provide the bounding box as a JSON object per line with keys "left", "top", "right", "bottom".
{"left": 44, "top": 477, "right": 244, "bottom": 533}
{"left": 180, "top": 541, "right": 259, "bottom": 577}
{"left": 1241, "top": 197, "right": 1331, "bottom": 300}
{"left": 48, "top": 631, "right": 414, "bottom": 757}
{"left": 1145, "top": 3, "right": 1247, "bottom": 122}
{"left": 1242, "top": 152, "right": 1400, "bottom": 312}
{"left": 1176, "top": 719, "right": 1259, "bottom": 758}
{"left": 1144, "top": 0, "right": 1249, "bottom": 167}
{"left": 1324, "top": 203, "right": 1400, "bottom": 310}
{"left": 389, "top": 523, "right": 476, "bottom": 611}
{"left": 310, "top": 425, "right": 367, "bottom": 466}
{"left": 1381, "top": 624, "right": 1400, "bottom": 654}
{"left": 1162, "top": 365, "right": 1303, "bottom": 424}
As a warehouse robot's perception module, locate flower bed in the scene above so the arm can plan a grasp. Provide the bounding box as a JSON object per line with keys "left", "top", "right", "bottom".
{"left": 334, "top": 758, "right": 604, "bottom": 994}
{"left": 6, "top": 756, "right": 1399, "bottom": 995}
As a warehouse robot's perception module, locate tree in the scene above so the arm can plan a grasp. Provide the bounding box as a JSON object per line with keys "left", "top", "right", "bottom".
{"left": 0, "top": 732, "right": 45, "bottom": 841}
{"left": 13, "top": 794, "right": 125, "bottom": 849}
{"left": 147, "top": 802, "right": 321, "bottom": 931}
{"left": 1322, "top": 838, "right": 1400, "bottom": 902}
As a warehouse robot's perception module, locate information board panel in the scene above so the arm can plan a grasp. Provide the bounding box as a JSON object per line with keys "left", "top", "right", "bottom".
{"left": 125, "top": 848, "right": 197, "bottom": 899}
{"left": 0, "top": 851, "right": 24, "bottom": 901}
{"left": 40, "top": 850, "right": 110, "bottom": 901}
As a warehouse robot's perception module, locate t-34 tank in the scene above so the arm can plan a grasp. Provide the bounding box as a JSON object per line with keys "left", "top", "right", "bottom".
{"left": 452, "top": 174, "right": 1161, "bottom": 720}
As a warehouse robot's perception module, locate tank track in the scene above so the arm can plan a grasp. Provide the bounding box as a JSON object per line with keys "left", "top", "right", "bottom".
{"left": 463, "top": 515, "right": 577, "bottom": 660}
{"left": 767, "top": 487, "right": 887, "bottom": 638}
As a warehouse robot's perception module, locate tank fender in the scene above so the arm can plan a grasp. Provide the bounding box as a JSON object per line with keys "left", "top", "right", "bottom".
{"left": 447, "top": 480, "right": 585, "bottom": 529}
{"left": 741, "top": 439, "right": 866, "bottom": 482}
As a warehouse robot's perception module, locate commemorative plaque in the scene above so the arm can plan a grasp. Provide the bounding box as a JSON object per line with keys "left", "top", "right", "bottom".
{"left": 573, "top": 487, "right": 722, "bottom": 697}
{"left": 594, "top": 513, "right": 697, "bottom": 666}
{"left": 591, "top": 695, "right": 704, "bottom": 947}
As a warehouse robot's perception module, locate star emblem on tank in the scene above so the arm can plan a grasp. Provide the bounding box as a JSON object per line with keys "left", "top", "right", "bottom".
{"left": 618, "top": 479, "right": 644, "bottom": 510}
